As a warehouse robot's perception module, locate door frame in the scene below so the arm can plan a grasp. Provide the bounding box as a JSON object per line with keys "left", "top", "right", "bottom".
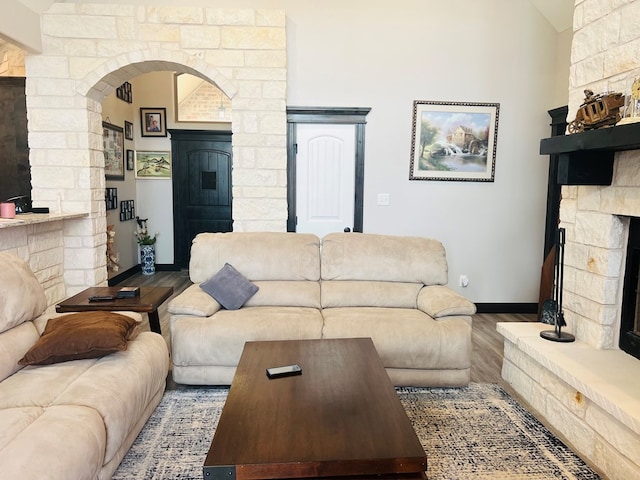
{"left": 286, "top": 107, "right": 371, "bottom": 233}
{"left": 169, "top": 129, "right": 233, "bottom": 268}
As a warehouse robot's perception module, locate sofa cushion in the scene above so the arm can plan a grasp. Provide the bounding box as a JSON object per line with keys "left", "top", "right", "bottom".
{"left": 245, "top": 281, "right": 321, "bottom": 308}
{"left": 168, "top": 283, "right": 222, "bottom": 316}
{"left": 321, "top": 232, "right": 448, "bottom": 285}
{"left": 0, "top": 321, "right": 40, "bottom": 382}
{"left": 321, "top": 307, "right": 471, "bottom": 370}
{"left": 189, "top": 232, "right": 321, "bottom": 283}
{"left": 18, "top": 312, "right": 139, "bottom": 366}
{"left": 321, "top": 281, "right": 422, "bottom": 308}
{"left": 0, "top": 252, "right": 48, "bottom": 334}
{"left": 171, "top": 307, "right": 324, "bottom": 369}
{"left": 417, "top": 285, "right": 477, "bottom": 318}
{"left": 0, "top": 405, "right": 106, "bottom": 480}
{"left": 0, "top": 332, "right": 169, "bottom": 465}
{"left": 200, "top": 263, "right": 258, "bottom": 310}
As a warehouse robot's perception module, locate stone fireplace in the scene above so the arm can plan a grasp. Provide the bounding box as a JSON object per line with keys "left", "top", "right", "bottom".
{"left": 499, "top": 146, "right": 640, "bottom": 479}
{"left": 620, "top": 217, "right": 640, "bottom": 361}
{"left": 498, "top": 3, "right": 640, "bottom": 479}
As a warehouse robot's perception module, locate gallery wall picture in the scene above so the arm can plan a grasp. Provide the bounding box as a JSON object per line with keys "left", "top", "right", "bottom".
{"left": 102, "top": 121, "right": 124, "bottom": 180}
{"left": 126, "top": 149, "right": 134, "bottom": 170}
{"left": 105, "top": 188, "right": 118, "bottom": 210}
{"left": 409, "top": 101, "right": 500, "bottom": 182}
{"left": 124, "top": 120, "right": 133, "bottom": 140}
{"left": 116, "top": 81, "right": 132, "bottom": 103}
{"left": 140, "top": 107, "right": 167, "bottom": 137}
{"left": 135, "top": 151, "right": 172, "bottom": 179}
{"left": 120, "top": 199, "right": 135, "bottom": 221}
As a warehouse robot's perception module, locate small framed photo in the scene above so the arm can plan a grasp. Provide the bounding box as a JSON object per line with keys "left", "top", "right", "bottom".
{"left": 409, "top": 101, "right": 500, "bottom": 182}
{"left": 116, "top": 81, "right": 132, "bottom": 103}
{"left": 126, "top": 149, "right": 134, "bottom": 170}
{"left": 124, "top": 120, "right": 133, "bottom": 140}
{"left": 119, "top": 200, "right": 135, "bottom": 221}
{"left": 140, "top": 107, "right": 167, "bottom": 137}
{"left": 105, "top": 187, "right": 118, "bottom": 210}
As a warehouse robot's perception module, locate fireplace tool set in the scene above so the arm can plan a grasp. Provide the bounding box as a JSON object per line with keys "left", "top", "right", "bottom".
{"left": 540, "top": 227, "right": 575, "bottom": 342}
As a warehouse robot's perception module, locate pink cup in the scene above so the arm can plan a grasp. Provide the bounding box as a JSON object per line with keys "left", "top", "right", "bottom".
{"left": 0, "top": 202, "right": 16, "bottom": 219}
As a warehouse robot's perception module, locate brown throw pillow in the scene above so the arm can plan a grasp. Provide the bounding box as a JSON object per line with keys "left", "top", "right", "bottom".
{"left": 18, "top": 312, "right": 139, "bottom": 366}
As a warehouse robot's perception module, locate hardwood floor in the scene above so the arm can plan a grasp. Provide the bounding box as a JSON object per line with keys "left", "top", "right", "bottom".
{"left": 471, "top": 312, "right": 536, "bottom": 385}
{"left": 117, "top": 271, "right": 601, "bottom": 474}
{"left": 116, "top": 270, "right": 536, "bottom": 388}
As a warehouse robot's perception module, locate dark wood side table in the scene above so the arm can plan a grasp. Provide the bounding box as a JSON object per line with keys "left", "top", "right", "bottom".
{"left": 55, "top": 286, "right": 174, "bottom": 335}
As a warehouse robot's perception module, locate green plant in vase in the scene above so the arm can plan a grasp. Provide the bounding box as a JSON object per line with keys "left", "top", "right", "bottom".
{"left": 135, "top": 217, "right": 158, "bottom": 275}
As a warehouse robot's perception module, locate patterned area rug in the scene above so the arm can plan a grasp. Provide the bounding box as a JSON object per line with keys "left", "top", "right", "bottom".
{"left": 112, "top": 383, "right": 600, "bottom": 479}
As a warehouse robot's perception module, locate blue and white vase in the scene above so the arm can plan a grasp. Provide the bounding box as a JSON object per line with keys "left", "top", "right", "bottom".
{"left": 140, "top": 245, "right": 156, "bottom": 275}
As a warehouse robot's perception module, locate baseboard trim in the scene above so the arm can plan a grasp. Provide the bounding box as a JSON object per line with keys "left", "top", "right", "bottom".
{"left": 155, "top": 263, "right": 180, "bottom": 272}
{"left": 108, "top": 266, "right": 140, "bottom": 286}
{"left": 475, "top": 303, "right": 538, "bottom": 314}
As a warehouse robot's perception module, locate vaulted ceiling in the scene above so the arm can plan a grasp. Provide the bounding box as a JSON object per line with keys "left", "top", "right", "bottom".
{"left": 18, "top": 0, "right": 575, "bottom": 32}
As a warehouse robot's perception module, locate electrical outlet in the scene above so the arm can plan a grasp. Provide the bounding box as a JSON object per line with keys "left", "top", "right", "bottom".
{"left": 459, "top": 275, "right": 469, "bottom": 288}
{"left": 377, "top": 193, "right": 390, "bottom": 206}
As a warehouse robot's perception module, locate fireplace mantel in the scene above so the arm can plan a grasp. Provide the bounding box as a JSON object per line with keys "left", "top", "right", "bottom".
{"left": 540, "top": 122, "right": 640, "bottom": 185}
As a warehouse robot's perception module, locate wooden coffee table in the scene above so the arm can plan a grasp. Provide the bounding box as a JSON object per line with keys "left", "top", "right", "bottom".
{"left": 55, "top": 286, "right": 173, "bottom": 335}
{"left": 203, "top": 338, "right": 427, "bottom": 480}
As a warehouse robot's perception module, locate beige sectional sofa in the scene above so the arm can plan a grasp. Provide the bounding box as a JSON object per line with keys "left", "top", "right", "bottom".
{"left": 169, "top": 232, "right": 476, "bottom": 387}
{"left": 0, "top": 252, "right": 170, "bottom": 480}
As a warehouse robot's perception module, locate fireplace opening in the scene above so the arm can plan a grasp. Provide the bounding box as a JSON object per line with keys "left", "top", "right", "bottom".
{"left": 620, "top": 218, "right": 640, "bottom": 360}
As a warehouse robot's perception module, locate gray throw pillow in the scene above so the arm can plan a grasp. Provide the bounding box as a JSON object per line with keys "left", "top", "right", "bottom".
{"left": 200, "top": 263, "right": 259, "bottom": 310}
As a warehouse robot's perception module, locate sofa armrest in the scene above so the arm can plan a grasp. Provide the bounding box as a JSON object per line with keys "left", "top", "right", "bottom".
{"left": 417, "top": 285, "right": 476, "bottom": 318}
{"left": 167, "top": 284, "right": 221, "bottom": 317}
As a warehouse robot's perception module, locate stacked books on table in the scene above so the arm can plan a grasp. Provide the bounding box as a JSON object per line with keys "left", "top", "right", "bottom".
{"left": 116, "top": 286, "right": 140, "bottom": 298}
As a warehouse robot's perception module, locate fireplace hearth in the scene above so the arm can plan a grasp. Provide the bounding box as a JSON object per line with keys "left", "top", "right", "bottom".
{"left": 497, "top": 118, "right": 640, "bottom": 479}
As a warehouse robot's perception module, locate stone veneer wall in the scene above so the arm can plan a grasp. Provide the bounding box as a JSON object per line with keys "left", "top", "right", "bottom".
{"left": 0, "top": 3, "right": 287, "bottom": 305}
{"left": 500, "top": 2, "right": 640, "bottom": 479}
{"left": 563, "top": 0, "right": 640, "bottom": 349}
{"left": 0, "top": 222, "right": 67, "bottom": 309}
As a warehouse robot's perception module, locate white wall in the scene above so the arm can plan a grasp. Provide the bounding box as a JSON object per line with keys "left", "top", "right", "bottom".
{"left": 129, "top": 72, "right": 174, "bottom": 267}
{"left": 282, "top": 0, "right": 568, "bottom": 303}
{"left": 13, "top": 0, "right": 570, "bottom": 304}
{"left": 102, "top": 93, "right": 137, "bottom": 276}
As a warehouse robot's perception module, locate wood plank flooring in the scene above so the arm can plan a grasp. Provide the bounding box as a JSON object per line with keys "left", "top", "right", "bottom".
{"left": 116, "top": 270, "right": 536, "bottom": 387}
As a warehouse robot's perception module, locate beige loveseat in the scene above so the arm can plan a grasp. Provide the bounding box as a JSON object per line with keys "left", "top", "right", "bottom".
{"left": 169, "top": 232, "right": 476, "bottom": 387}
{"left": 0, "top": 252, "right": 170, "bottom": 480}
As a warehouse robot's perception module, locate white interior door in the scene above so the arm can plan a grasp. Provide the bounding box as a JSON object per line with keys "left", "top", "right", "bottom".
{"left": 296, "top": 123, "right": 356, "bottom": 237}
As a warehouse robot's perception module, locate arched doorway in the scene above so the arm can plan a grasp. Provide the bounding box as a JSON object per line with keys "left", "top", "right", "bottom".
{"left": 25, "top": 7, "right": 287, "bottom": 293}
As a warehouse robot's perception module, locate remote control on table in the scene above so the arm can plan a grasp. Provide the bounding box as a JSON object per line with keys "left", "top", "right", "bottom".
{"left": 88, "top": 295, "right": 116, "bottom": 302}
{"left": 266, "top": 364, "right": 302, "bottom": 379}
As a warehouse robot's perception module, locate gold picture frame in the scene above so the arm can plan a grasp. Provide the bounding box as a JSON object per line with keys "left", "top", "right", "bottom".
{"left": 409, "top": 101, "right": 499, "bottom": 182}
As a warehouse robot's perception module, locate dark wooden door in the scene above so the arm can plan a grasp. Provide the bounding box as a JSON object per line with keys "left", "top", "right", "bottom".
{"left": 170, "top": 130, "right": 232, "bottom": 268}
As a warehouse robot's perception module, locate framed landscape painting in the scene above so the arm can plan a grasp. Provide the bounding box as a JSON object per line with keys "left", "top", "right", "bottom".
{"left": 409, "top": 101, "right": 500, "bottom": 182}
{"left": 135, "top": 151, "right": 171, "bottom": 179}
